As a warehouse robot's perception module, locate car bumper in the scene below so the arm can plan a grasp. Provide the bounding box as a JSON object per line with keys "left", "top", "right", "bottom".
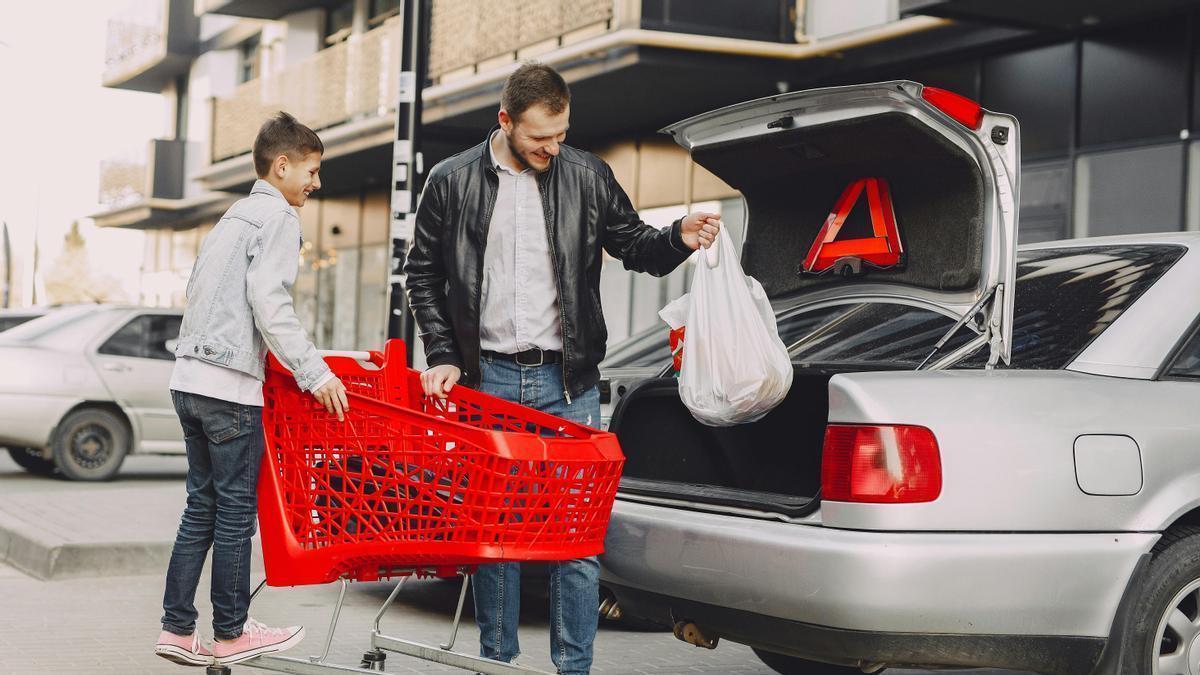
{"left": 600, "top": 500, "right": 1156, "bottom": 639}
{"left": 0, "top": 393, "right": 78, "bottom": 448}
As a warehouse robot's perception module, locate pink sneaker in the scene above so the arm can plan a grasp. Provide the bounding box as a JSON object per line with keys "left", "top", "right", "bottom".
{"left": 211, "top": 618, "right": 306, "bottom": 665}
{"left": 154, "top": 630, "right": 213, "bottom": 666}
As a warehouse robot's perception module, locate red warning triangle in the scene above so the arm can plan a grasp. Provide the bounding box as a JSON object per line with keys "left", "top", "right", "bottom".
{"left": 801, "top": 177, "right": 904, "bottom": 276}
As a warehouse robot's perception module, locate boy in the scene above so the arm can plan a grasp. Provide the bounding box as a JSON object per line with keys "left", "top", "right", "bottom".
{"left": 154, "top": 112, "right": 348, "bottom": 667}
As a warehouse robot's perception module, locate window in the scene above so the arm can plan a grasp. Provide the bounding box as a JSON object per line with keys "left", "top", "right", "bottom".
{"left": 369, "top": 0, "right": 401, "bottom": 24}
{"left": 788, "top": 303, "right": 959, "bottom": 368}
{"left": 1075, "top": 144, "right": 1186, "bottom": 237}
{"left": 99, "top": 314, "right": 182, "bottom": 360}
{"left": 960, "top": 245, "right": 1185, "bottom": 370}
{"left": 237, "top": 34, "right": 261, "bottom": 84}
{"left": 981, "top": 42, "right": 1074, "bottom": 158}
{"left": 1166, "top": 323, "right": 1200, "bottom": 379}
{"left": 324, "top": 1, "right": 354, "bottom": 47}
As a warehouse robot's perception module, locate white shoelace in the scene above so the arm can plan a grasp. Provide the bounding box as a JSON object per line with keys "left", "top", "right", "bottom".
{"left": 244, "top": 618, "right": 291, "bottom": 639}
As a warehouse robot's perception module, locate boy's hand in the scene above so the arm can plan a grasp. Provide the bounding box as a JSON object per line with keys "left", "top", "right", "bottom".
{"left": 421, "top": 364, "right": 462, "bottom": 400}
{"left": 680, "top": 213, "right": 721, "bottom": 250}
{"left": 313, "top": 377, "right": 348, "bottom": 421}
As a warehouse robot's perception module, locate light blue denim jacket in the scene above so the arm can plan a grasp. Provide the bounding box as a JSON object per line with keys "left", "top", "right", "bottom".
{"left": 174, "top": 180, "right": 331, "bottom": 391}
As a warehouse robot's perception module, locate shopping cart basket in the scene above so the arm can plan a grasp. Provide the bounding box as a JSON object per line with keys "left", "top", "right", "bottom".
{"left": 216, "top": 340, "right": 625, "bottom": 675}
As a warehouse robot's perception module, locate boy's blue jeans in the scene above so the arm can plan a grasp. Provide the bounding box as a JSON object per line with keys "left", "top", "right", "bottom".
{"left": 161, "top": 390, "right": 264, "bottom": 641}
{"left": 474, "top": 355, "right": 602, "bottom": 675}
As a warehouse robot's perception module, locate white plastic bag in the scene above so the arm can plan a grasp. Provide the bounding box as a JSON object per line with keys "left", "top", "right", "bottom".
{"left": 658, "top": 228, "right": 793, "bottom": 426}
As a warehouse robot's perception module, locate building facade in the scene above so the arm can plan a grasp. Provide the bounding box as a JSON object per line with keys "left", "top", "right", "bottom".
{"left": 93, "top": 0, "right": 1200, "bottom": 363}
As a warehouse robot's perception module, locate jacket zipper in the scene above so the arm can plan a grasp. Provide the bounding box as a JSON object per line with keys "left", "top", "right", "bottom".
{"left": 537, "top": 173, "right": 571, "bottom": 405}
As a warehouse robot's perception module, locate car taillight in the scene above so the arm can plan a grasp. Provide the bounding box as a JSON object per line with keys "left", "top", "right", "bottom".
{"left": 920, "top": 86, "right": 983, "bottom": 130}
{"left": 821, "top": 424, "right": 942, "bottom": 503}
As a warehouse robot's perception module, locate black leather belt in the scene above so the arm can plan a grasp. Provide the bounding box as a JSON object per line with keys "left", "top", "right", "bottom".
{"left": 483, "top": 348, "right": 561, "bottom": 367}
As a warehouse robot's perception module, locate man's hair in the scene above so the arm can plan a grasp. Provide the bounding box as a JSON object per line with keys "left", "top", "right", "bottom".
{"left": 501, "top": 62, "right": 571, "bottom": 123}
{"left": 252, "top": 111, "right": 324, "bottom": 177}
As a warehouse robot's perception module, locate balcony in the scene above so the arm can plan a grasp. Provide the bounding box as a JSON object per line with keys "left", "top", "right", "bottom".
{"left": 103, "top": 0, "right": 199, "bottom": 92}
{"left": 94, "top": 139, "right": 235, "bottom": 231}
{"left": 196, "top": 0, "right": 344, "bottom": 20}
{"left": 210, "top": 16, "right": 403, "bottom": 164}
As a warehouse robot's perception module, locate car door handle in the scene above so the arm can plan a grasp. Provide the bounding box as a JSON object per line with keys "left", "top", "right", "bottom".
{"left": 101, "top": 363, "right": 131, "bottom": 373}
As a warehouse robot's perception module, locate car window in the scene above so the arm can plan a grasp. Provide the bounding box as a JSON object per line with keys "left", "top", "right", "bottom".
{"left": 98, "top": 315, "right": 181, "bottom": 361}
{"left": 0, "top": 315, "right": 41, "bottom": 332}
{"left": 958, "top": 244, "right": 1185, "bottom": 370}
{"left": 788, "top": 303, "right": 961, "bottom": 367}
{"left": 1166, "top": 325, "right": 1200, "bottom": 379}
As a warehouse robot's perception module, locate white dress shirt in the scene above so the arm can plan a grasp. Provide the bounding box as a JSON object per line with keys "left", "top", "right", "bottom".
{"left": 478, "top": 131, "right": 563, "bottom": 353}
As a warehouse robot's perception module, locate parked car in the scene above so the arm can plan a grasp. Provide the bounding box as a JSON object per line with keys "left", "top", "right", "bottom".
{"left": 0, "top": 305, "right": 184, "bottom": 480}
{"left": 598, "top": 82, "right": 1198, "bottom": 675}
{"left": 0, "top": 307, "right": 49, "bottom": 333}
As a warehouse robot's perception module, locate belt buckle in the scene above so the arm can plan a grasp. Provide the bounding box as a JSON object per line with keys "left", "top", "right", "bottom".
{"left": 515, "top": 349, "right": 544, "bottom": 367}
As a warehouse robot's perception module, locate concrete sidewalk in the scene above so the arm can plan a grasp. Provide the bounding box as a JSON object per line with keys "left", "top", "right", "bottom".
{"left": 0, "top": 455, "right": 259, "bottom": 580}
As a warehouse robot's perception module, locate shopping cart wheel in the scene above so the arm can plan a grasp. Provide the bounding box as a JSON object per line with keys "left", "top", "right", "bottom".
{"left": 205, "top": 666, "right": 231, "bottom": 675}
{"left": 361, "top": 648, "right": 387, "bottom": 670}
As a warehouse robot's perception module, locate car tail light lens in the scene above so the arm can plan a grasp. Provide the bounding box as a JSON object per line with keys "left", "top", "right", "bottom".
{"left": 921, "top": 86, "right": 983, "bottom": 130}
{"left": 821, "top": 424, "right": 942, "bottom": 503}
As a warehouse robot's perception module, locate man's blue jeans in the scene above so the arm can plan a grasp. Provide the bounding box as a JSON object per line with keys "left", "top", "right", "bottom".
{"left": 161, "top": 390, "right": 264, "bottom": 641}
{"left": 474, "top": 355, "right": 602, "bottom": 675}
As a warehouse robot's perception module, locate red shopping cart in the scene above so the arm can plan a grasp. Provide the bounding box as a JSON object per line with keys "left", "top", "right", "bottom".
{"left": 219, "top": 340, "right": 625, "bottom": 675}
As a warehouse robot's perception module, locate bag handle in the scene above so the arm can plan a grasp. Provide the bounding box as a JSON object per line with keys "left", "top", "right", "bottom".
{"left": 702, "top": 224, "right": 724, "bottom": 269}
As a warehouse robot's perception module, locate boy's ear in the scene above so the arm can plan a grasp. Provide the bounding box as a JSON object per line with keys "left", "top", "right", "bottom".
{"left": 273, "top": 154, "right": 289, "bottom": 178}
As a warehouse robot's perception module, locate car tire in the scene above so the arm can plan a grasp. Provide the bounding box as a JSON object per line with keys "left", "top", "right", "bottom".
{"left": 51, "top": 408, "right": 129, "bottom": 481}
{"left": 1120, "top": 525, "right": 1200, "bottom": 675}
{"left": 753, "top": 648, "right": 883, "bottom": 675}
{"left": 6, "top": 447, "right": 57, "bottom": 476}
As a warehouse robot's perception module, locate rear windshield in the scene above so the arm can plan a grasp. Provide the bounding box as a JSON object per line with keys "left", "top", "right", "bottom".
{"left": 601, "top": 244, "right": 1185, "bottom": 371}
{"left": 957, "top": 244, "right": 1185, "bottom": 369}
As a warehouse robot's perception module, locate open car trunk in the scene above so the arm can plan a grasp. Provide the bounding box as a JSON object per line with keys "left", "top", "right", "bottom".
{"left": 608, "top": 82, "right": 1018, "bottom": 515}
{"left": 610, "top": 366, "right": 841, "bottom": 517}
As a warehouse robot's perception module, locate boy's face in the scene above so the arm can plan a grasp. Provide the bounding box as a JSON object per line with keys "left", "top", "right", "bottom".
{"left": 274, "top": 151, "right": 322, "bottom": 207}
{"left": 499, "top": 103, "right": 569, "bottom": 173}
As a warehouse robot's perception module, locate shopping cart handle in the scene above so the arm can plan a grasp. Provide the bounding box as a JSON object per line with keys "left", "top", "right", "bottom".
{"left": 318, "top": 350, "right": 374, "bottom": 361}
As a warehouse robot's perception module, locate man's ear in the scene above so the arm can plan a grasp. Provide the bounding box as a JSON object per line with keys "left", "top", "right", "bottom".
{"left": 498, "top": 109, "right": 512, "bottom": 133}
{"left": 273, "top": 154, "right": 289, "bottom": 178}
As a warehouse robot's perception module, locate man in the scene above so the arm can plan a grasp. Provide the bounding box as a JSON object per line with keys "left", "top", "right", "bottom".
{"left": 404, "top": 61, "right": 719, "bottom": 675}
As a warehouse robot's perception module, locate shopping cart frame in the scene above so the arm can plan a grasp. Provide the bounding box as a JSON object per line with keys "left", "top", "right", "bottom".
{"left": 204, "top": 345, "right": 619, "bottom": 674}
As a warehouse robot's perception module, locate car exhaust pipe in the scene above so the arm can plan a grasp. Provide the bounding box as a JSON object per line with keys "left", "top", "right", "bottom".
{"left": 673, "top": 620, "right": 719, "bottom": 649}
{"left": 598, "top": 595, "right": 622, "bottom": 621}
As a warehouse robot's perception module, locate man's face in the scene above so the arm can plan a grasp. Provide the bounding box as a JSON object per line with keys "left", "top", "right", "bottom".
{"left": 279, "top": 151, "right": 322, "bottom": 207}
{"left": 500, "top": 103, "right": 570, "bottom": 173}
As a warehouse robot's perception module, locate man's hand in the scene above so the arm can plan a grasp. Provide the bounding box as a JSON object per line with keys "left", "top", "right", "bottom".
{"left": 680, "top": 212, "right": 721, "bottom": 251}
{"left": 421, "top": 364, "right": 462, "bottom": 400}
{"left": 313, "top": 377, "right": 349, "bottom": 422}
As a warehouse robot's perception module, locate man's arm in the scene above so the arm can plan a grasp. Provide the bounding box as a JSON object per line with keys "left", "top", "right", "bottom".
{"left": 600, "top": 164, "right": 714, "bottom": 276}
{"left": 402, "top": 176, "right": 465, "bottom": 373}
{"left": 245, "top": 211, "right": 334, "bottom": 392}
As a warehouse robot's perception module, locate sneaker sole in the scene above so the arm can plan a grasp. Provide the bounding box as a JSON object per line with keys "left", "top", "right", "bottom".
{"left": 154, "top": 644, "right": 212, "bottom": 667}
{"left": 214, "top": 627, "right": 306, "bottom": 665}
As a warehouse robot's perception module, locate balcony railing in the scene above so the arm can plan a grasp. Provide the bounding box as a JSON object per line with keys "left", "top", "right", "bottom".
{"left": 103, "top": 0, "right": 198, "bottom": 92}
{"left": 99, "top": 139, "right": 186, "bottom": 210}
{"left": 210, "top": 16, "right": 402, "bottom": 163}
{"left": 428, "top": 0, "right": 614, "bottom": 81}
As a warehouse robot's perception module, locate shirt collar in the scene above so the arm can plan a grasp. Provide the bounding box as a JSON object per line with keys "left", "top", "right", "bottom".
{"left": 488, "top": 130, "right": 530, "bottom": 176}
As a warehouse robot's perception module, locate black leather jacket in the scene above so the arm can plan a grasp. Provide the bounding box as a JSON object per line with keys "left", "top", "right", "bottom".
{"left": 404, "top": 130, "right": 693, "bottom": 399}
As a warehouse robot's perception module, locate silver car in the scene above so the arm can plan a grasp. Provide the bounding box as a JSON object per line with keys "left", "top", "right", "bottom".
{"left": 0, "top": 305, "right": 184, "bottom": 480}
{"left": 599, "top": 82, "right": 1199, "bottom": 675}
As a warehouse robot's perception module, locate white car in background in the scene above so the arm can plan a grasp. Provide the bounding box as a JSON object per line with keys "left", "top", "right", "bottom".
{"left": 0, "top": 305, "right": 184, "bottom": 480}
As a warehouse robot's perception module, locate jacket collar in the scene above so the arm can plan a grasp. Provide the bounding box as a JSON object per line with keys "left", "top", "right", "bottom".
{"left": 250, "top": 179, "right": 287, "bottom": 202}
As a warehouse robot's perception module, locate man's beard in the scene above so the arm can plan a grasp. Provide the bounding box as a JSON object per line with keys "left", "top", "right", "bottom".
{"left": 505, "top": 132, "right": 550, "bottom": 173}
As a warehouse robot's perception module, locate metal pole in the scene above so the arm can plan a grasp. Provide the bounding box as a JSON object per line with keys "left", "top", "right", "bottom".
{"left": 386, "top": 0, "right": 428, "bottom": 365}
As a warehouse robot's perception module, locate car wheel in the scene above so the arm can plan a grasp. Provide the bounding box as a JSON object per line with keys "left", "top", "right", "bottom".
{"left": 6, "top": 447, "right": 57, "bottom": 476}
{"left": 51, "top": 408, "right": 129, "bottom": 481}
{"left": 753, "top": 648, "right": 883, "bottom": 675}
{"left": 1119, "top": 526, "right": 1200, "bottom": 675}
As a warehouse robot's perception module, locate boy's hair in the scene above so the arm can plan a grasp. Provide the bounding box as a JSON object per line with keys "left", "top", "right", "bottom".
{"left": 252, "top": 111, "right": 324, "bottom": 177}
{"left": 501, "top": 62, "right": 571, "bottom": 123}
